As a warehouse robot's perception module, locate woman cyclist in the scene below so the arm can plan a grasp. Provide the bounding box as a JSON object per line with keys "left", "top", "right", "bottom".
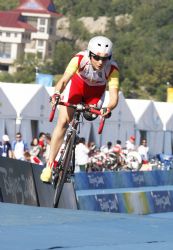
{"left": 40, "top": 36, "right": 119, "bottom": 182}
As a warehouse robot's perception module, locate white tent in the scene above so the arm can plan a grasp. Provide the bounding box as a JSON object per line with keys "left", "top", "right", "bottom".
{"left": 0, "top": 83, "right": 51, "bottom": 144}
{"left": 154, "top": 101, "right": 173, "bottom": 154}
{"left": 90, "top": 92, "right": 135, "bottom": 147}
{"left": 0, "top": 82, "right": 171, "bottom": 156}
{"left": 0, "top": 85, "right": 17, "bottom": 140}
{"left": 126, "top": 99, "right": 163, "bottom": 156}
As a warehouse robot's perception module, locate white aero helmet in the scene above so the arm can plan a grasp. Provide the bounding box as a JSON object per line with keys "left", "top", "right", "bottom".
{"left": 87, "top": 36, "right": 113, "bottom": 56}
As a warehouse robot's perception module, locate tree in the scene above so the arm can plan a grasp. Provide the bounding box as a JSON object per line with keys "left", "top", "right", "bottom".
{"left": 51, "top": 41, "right": 75, "bottom": 74}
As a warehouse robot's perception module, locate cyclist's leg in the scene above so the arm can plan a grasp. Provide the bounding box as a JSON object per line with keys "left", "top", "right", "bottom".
{"left": 49, "top": 105, "right": 75, "bottom": 163}
{"left": 40, "top": 78, "right": 83, "bottom": 182}
{"left": 40, "top": 105, "right": 74, "bottom": 182}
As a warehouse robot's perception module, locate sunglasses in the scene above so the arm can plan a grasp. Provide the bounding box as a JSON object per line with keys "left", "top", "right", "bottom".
{"left": 90, "top": 52, "right": 111, "bottom": 62}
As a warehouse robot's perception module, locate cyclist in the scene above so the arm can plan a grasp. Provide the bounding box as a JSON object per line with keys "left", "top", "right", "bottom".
{"left": 40, "top": 36, "right": 119, "bottom": 182}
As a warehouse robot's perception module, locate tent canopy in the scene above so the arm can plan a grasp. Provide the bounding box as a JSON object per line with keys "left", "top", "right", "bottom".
{"left": 0, "top": 83, "right": 52, "bottom": 143}
{"left": 103, "top": 91, "right": 135, "bottom": 122}
{"left": 0, "top": 83, "right": 50, "bottom": 120}
{"left": 154, "top": 101, "right": 173, "bottom": 131}
{"left": 92, "top": 92, "right": 135, "bottom": 147}
{"left": 126, "top": 99, "right": 163, "bottom": 131}
{"left": 0, "top": 85, "right": 16, "bottom": 118}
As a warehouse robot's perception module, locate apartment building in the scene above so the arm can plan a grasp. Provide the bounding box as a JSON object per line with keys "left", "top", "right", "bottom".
{"left": 0, "top": 0, "right": 61, "bottom": 73}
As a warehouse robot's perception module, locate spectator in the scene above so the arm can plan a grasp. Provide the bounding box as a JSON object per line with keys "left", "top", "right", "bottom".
{"left": 30, "top": 137, "right": 40, "bottom": 157}
{"left": 38, "top": 132, "right": 47, "bottom": 163}
{"left": 138, "top": 139, "right": 149, "bottom": 162}
{"left": 88, "top": 141, "right": 97, "bottom": 157}
{"left": 101, "top": 141, "right": 113, "bottom": 154}
{"left": 12, "top": 132, "right": 28, "bottom": 160}
{"left": 0, "top": 134, "right": 12, "bottom": 158}
{"left": 125, "top": 136, "right": 135, "bottom": 152}
{"left": 23, "top": 151, "right": 43, "bottom": 165}
{"left": 113, "top": 139, "right": 122, "bottom": 153}
{"left": 75, "top": 137, "right": 89, "bottom": 171}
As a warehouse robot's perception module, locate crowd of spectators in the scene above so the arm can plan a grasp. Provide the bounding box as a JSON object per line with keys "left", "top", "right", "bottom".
{"left": 0, "top": 132, "right": 51, "bottom": 166}
{"left": 74, "top": 135, "right": 150, "bottom": 172}
{"left": 0, "top": 132, "right": 150, "bottom": 171}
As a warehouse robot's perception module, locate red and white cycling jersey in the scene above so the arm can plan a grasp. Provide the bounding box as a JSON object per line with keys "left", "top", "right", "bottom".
{"left": 61, "top": 51, "right": 119, "bottom": 105}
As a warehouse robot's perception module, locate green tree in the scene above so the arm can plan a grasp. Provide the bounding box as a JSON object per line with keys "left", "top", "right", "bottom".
{"left": 0, "top": 0, "right": 18, "bottom": 10}
{"left": 69, "top": 17, "right": 91, "bottom": 41}
{"left": 2, "top": 0, "right": 173, "bottom": 100}
{"left": 51, "top": 41, "right": 76, "bottom": 74}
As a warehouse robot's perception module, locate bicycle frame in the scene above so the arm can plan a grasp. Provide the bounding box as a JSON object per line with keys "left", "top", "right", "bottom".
{"left": 49, "top": 101, "right": 106, "bottom": 208}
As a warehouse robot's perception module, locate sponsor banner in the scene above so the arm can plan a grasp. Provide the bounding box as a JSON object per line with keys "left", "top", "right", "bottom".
{"left": 77, "top": 190, "right": 173, "bottom": 214}
{"left": 74, "top": 172, "right": 134, "bottom": 190}
{"left": 0, "top": 157, "right": 77, "bottom": 209}
{"left": 129, "top": 172, "right": 146, "bottom": 187}
{"left": 74, "top": 170, "right": 173, "bottom": 191}
{"left": 78, "top": 193, "right": 121, "bottom": 213}
{"left": 94, "top": 194, "right": 120, "bottom": 213}
{"left": 77, "top": 192, "right": 150, "bottom": 214}
{"left": 74, "top": 172, "right": 107, "bottom": 190}
{"left": 0, "top": 157, "right": 38, "bottom": 206}
{"left": 150, "top": 190, "right": 173, "bottom": 213}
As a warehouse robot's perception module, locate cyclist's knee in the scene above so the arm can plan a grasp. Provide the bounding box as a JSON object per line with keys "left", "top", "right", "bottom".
{"left": 56, "top": 116, "right": 69, "bottom": 129}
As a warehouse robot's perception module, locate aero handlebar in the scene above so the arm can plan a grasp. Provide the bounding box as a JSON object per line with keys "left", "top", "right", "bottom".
{"left": 49, "top": 100, "right": 106, "bottom": 134}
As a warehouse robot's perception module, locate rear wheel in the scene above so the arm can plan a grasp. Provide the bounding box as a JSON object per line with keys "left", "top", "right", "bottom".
{"left": 53, "top": 131, "right": 76, "bottom": 208}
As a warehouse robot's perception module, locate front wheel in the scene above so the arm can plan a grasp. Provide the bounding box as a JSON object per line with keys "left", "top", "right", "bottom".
{"left": 53, "top": 131, "right": 76, "bottom": 208}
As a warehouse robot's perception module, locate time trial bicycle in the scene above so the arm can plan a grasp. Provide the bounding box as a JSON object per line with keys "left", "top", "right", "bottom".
{"left": 49, "top": 99, "right": 107, "bottom": 208}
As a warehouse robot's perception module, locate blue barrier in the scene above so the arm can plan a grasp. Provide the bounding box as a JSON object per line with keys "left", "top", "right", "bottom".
{"left": 1, "top": 157, "right": 173, "bottom": 214}
{"left": 77, "top": 189, "right": 173, "bottom": 214}
{"left": 0, "top": 157, "right": 77, "bottom": 209}
{"left": 0, "top": 157, "right": 38, "bottom": 205}
{"left": 74, "top": 170, "right": 173, "bottom": 190}
{"left": 74, "top": 171, "right": 173, "bottom": 214}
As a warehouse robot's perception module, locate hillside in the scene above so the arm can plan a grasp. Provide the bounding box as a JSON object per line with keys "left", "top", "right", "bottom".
{"left": 1, "top": 0, "right": 173, "bottom": 100}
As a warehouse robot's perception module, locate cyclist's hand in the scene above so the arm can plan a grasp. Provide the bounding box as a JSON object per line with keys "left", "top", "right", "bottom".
{"left": 50, "top": 93, "right": 60, "bottom": 107}
{"left": 101, "top": 107, "right": 111, "bottom": 118}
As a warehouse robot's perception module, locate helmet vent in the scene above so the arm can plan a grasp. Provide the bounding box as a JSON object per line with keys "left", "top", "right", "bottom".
{"left": 98, "top": 43, "right": 101, "bottom": 46}
{"left": 106, "top": 44, "right": 108, "bottom": 47}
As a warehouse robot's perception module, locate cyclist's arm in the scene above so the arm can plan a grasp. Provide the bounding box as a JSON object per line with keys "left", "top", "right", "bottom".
{"left": 54, "top": 57, "right": 79, "bottom": 94}
{"left": 107, "top": 87, "right": 119, "bottom": 110}
{"left": 107, "top": 69, "right": 119, "bottom": 110}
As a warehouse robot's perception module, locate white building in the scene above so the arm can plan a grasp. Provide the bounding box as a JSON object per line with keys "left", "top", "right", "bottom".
{"left": 0, "top": 0, "right": 61, "bottom": 73}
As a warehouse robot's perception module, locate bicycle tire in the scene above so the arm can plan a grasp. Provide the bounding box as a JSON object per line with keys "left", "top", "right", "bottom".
{"left": 53, "top": 130, "right": 76, "bottom": 208}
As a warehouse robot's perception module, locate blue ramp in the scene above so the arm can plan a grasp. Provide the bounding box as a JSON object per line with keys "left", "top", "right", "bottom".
{"left": 0, "top": 203, "right": 173, "bottom": 250}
